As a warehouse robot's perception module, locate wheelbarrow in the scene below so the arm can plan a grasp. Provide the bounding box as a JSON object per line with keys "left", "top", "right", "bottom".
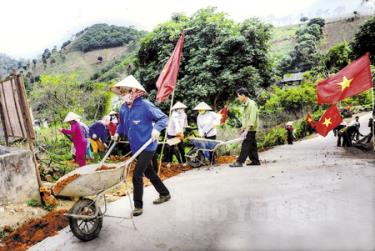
{"left": 185, "top": 137, "right": 243, "bottom": 168}
{"left": 52, "top": 138, "right": 153, "bottom": 241}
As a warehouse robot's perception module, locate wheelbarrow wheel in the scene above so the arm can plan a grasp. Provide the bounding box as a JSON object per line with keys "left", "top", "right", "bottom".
{"left": 186, "top": 148, "right": 205, "bottom": 168}
{"left": 69, "top": 198, "right": 103, "bottom": 241}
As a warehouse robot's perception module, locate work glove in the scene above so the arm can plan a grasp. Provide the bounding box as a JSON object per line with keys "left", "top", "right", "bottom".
{"left": 240, "top": 129, "right": 248, "bottom": 139}
{"left": 113, "top": 133, "right": 120, "bottom": 142}
{"left": 151, "top": 129, "right": 160, "bottom": 141}
{"left": 176, "top": 133, "right": 184, "bottom": 140}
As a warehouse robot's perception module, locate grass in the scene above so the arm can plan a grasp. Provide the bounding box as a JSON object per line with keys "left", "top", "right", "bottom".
{"left": 26, "top": 199, "right": 41, "bottom": 207}
{"left": 270, "top": 24, "right": 299, "bottom": 61}
{"left": 31, "top": 45, "right": 133, "bottom": 82}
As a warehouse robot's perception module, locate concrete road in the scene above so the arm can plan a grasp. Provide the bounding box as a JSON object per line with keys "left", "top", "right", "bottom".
{"left": 31, "top": 113, "right": 375, "bottom": 251}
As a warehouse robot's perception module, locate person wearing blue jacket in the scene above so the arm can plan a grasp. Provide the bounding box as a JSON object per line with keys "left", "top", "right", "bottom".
{"left": 112, "top": 75, "right": 171, "bottom": 217}
{"left": 89, "top": 116, "right": 110, "bottom": 144}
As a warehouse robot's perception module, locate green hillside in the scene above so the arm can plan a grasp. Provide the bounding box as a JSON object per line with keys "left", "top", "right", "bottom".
{"left": 0, "top": 53, "right": 19, "bottom": 79}
{"left": 270, "top": 15, "right": 372, "bottom": 63}
{"left": 31, "top": 45, "right": 132, "bottom": 81}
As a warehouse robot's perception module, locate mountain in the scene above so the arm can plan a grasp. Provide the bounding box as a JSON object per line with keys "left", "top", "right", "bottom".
{"left": 23, "top": 23, "right": 146, "bottom": 84}
{"left": 0, "top": 53, "right": 19, "bottom": 80}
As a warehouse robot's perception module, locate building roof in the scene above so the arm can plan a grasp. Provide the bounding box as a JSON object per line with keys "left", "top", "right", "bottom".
{"left": 281, "top": 72, "right": 304, "bottom": 83}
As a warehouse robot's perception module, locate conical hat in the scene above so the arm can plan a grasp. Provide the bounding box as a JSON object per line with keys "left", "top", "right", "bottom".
{"left": 193, "top": 102, "right": 212, "bottom": 111}
{"left": 111, "top": 75, "right": 146, "bottom": 95}
{"left": 172, "top": 101, "right": 187, "bottom": 110}
{"left": 63, "top": 112, "right": 81, "bottom": 123}
{"left": 286, "top": 121, "right": 293, "bottom": 126}
{"left": 109, "top": 111, "right": 118, "bottom": 115}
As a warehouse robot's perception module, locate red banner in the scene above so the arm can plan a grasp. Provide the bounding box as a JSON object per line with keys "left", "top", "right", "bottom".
{"left": 156, "top": 32, "right": 185, "bottom": 103}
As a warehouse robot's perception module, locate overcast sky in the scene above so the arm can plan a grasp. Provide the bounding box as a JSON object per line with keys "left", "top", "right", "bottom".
{"left": 0, "top": 0, "right": 373, "bottom": 59}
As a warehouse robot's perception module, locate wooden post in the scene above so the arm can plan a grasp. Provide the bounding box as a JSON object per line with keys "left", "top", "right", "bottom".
{"left": 0, "top": 80, "right": 9, "bottom": 146}
{"left": 15, "top": 74, "right": 42, "bottom": 188}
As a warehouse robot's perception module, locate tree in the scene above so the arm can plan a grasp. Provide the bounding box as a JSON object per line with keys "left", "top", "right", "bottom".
{"left": 42, "top": 49, "right": 51, "bottom": 60}
{"left": 353, "top": 11, "right": 360, "bottom": 19}
{"left": 135, "top": 8, "right": 273, "bottom": 116}
{"left": 277, "top": 17, "right": 325, "bottom": 74}
{"left": 30, "top": 74, "right": 111, "bottom": 121}
{"left": 322, "top": 42, "right": 352, "bottom": 73}
{"left": 351, "top": 16, "right": 375, "bottom": 63}
{"left": 300, "top": 17, "right": 308, "bottom": 23}
{"left": 61, "top": 40, "right": 71, "bottom": 50}
{"left": 307, "top": 18, "right": 325, "bottom": 30}
{"left": 72, "top": 23, "right": 146, "bottom": 52}
{"left": 52, "top": 46, "right": 57, "bottom": 54}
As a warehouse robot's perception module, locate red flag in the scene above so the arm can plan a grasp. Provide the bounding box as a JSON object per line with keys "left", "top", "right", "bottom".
{"left": 317, "top": 53, "right": 373, "bottom": 104}
{"left": 218, "top": 105, "right": 228, "bottom": 125}
{"left": 315, "top": 105, "right": 343, "bottom": 137}
{"left": 156, "top": 32, "right": 185, "bottom": 103}
{"left": 306, "top": 113, "right": 316, "bottom": 128}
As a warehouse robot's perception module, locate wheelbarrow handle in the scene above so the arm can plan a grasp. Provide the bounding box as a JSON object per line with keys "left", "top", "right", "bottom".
{"left": 125, "top": 138, "right": 154, "bottom": 165}
{"left": 120, "top": 138, "right": 154, "bottom": 180}
{"left": 99, "top": 140, "right": 117, "bottom": 165}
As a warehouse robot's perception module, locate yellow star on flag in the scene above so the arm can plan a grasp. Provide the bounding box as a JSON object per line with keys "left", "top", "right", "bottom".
{"left": 337, "top": 76, "right": 353, "bottom": 91}
{"left": 322, "top": 117, "right": 332, "bottom": 127}
{"left": 307, "top": 118, "right": 313, "bottom": 123}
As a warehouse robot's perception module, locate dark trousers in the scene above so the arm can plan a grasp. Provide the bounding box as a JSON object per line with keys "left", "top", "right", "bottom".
{"left": 166, "top": 135, "right": 186, "bottom": 163}
{"left": 287, "top": 131, "right": 293, "bottom": 144}
{"left": 337, "top": 133, "right": 343, "bottom": 147}
{"left": 205, "top": 135, "right": 216, "bottom": 162}
{"left": 342, "top": 132, "right": 352, "bottom": 147}
{"left": 237, "top": 131, "right": 260, "bottom": 164}
{"left": 133, "top": 151, "right": 170, "bottom": 208}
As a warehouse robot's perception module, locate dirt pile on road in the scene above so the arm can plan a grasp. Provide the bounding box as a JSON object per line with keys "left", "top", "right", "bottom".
{"left": 0, "top": 210, "right": 68, "bottom": 251}
{"left": 158, "top": 163, "right": 192, "bottom": 180}
{"left": 216, "top": 155, "right": 236, "bottom": 164}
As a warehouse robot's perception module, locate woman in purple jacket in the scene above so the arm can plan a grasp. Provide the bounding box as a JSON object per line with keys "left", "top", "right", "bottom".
{"left": 59, "top": 112, "right": 87, "bottom": 167}
{"left": 112, "top": 75, "right": 170, "bottom": 217}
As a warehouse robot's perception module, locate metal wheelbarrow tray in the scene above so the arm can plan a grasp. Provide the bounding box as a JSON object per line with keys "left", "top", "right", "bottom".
{"left": 185, "top": 137, "right": 243, "bottom": 168}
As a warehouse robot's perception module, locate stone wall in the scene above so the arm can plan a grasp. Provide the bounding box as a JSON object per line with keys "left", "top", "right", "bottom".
{"left": 0, "top": 145, "right": 40, "bottom": 205}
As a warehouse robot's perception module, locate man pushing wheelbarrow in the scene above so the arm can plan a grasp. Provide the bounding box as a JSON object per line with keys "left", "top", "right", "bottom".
{"left": 111, "top": 75, "right": 171, "bottom": 217}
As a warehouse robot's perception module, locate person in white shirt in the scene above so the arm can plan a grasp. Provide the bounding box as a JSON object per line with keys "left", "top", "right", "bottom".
{"left": 194, "top": 102, "right": 221, "bottom": 140}
{"left": 350, "top": 116, "right": 362, "bottom": 140}
{"left": 166, "top": 101, "right": 188, "bottom": 166}
{"left": 194, "top": 102, "right": 221, "bottom": 163}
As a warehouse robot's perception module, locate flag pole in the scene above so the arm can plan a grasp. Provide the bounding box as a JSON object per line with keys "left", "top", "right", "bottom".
{"left": 158, "top": 89, "right": 176, "bottom": 175}
{"left": 372, "top": 83, "right": 375, "bottom": 151}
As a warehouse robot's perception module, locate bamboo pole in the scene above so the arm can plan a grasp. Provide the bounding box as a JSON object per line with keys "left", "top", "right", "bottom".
{"left": 157, "top": 89, "right": 176, "bottom": 175}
